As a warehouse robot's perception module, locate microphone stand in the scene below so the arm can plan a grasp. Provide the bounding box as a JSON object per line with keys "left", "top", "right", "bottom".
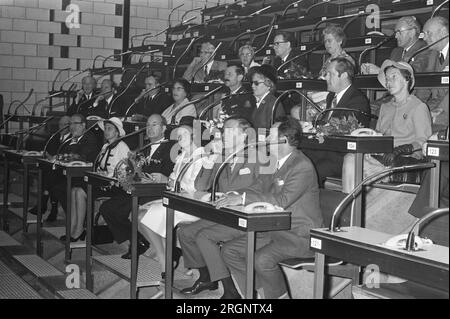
{"left": 217, "top": 5, "right": 272, "bottom": 30}
{"left": 76, "top": 90, "right": 113, "bottom": 114}
{"left": 281, "top": 0, "right": 305, "bottom": 19}
{"left": 211, "top": 139, "right": 287, "bottom": 201}
{"left": 298, "top": 1, "right": 339, "bottom": 19}
{"left": 124, "top": 82, "right": 168, "bottom": 121}
{"left": 168, "top": 4, "right": 184, "bottom": 28}
{"left": 42, "top": 124, "right": 70, "bottom": 158}
{"left": 228, "top": 24, "right": 270, "bottom": 51}
{"left": 191, "top": 42, "right": 223, "bottom": 83}
{"left": 432, "top": 0, "right": 449, "bottom": 18}
{"left": 276, "top": 43, "right": 324, "bottom": 73}
{"left": 102, "top": 50, "right": 132, "bottom": 68}
{"left": 172, "top": 37, "right": 203, "bottom": 80}
{"left": 130, "top": 32, "right": 152, "bottom": 48}
{"left": 51, "top": 68, "right": 71, "bottom": 93}
{"left": 408, "top": 34, "right": 449, "bottom": 64}
{"left": 254, "top": 15, "right": 278, "bottom": 56}
{"left": 142, "top": 27, "right": 170, "bottom": 47}
{"left": 15, "top": 116, "right": 55, "bottom": 151}
{"left": 13, "top": 88, "right": 35, "bottom": 116}
{"left": 55, "top": 120, "right": 100, "bottom": 161}
{"left": 329, "top": 163, "right": 435, "bottom": 232}
{"left": 358, "top": 35, "right": 395, "bottom": 72}
{"left": 272, "top": 90, "right": 322, "bottom": 125}
{"left": 31, "top": 91, "right": 64, "bottom": 116}
{"left": 198, "top": 91, "right": 249, "bottom": 119}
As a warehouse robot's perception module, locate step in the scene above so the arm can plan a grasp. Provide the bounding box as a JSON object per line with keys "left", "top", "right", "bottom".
{"left": 56, "top": 288, "right": 99, "bottom": 299}
{"left": 9, "top": 207, "right": 37, "bottom": 224}
{"left": 92, "top": 254, "right": 192, "bottom": 288}
{"left": 43, "top": 226, "right": 86, "bottom": 249}
{"left": 0, "top": 260, "right": 13, "bottom": 274}
{"left": 0, "top": 273, "right": 43, "bottom": 299}
{"left": 13, "top": 254, "right": 63, "bottom": 277}
{"left": 0, "top": 230, "right": 21, "bottom": 246}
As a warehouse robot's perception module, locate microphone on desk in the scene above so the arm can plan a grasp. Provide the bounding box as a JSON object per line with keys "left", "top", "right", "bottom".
{"left": 281, "top": 0, "right": 305, "bottom": 19}
{"left": 51, "top": 68, "right": 71, "bottom": 93}
{"left": 42, "top": 124, "right": 70, "bottom": 158}
{"left": 276, "top": 43, "right": 324, "bottom": 73}
{"left": 272, "top": 90, "right": 322, "bottom": 126}
{"left": 0, "top": 89, "right": 34, "bottom": 130}
{"left": 141, "top": 27, "right": 170, "bottom": 47}
{"left": 12, "top": 88, "right": 34, "bottom": 116}
{"left": 298, "top": 1, "right": 339, "bottom": 19}
{"left": 102, "top": 51, "right": 132, "bottom": 68}
{"left": 14, "top": 116, "right": 55, "bottom": 151}
{"left": 31, "top": 90, "right": 65, "bottom": 116}
{"left": 198, "top": 91, "right": 250, "bottom": 119}
{"left": 217, "top": 5, "right": 271, "bottom": 30}
{"left": 124, "top": 82, "right": 168, "bottom": 120}
{"left": 191, "top": 42, "right": 223, "bottom": 83}
{"left": 168, "top": 3, "right": 184, "bottom": 27}
{"left": 210, "top": 138, "right": 287, "bottom": 202}
{"left": 408, "top": 34, "right": 449, "bottom": 64}
{"left": 358, "top": 34, "right": 395, "bottom": 73}
{"left": 172, "top": 37, "right": 201, "bottom": 79}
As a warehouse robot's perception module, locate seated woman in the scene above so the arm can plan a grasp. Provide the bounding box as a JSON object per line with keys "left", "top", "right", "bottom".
{"left": 342, "top": 60, "right": 432, "bottom": 193}
{"left": 61, "top": 117, "right": 130, "bottom": 242}
{"left": 161, "top": 78, "right": 197, "bottom": 125}
{"left": 138, "top": 123, "right": 206, "bottom": 279}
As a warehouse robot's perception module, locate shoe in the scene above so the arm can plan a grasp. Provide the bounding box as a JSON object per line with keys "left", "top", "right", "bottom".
{"left": 121, "top": 241, "right": 149, "bottom": 259}
{"left": 180, "top": 279, "right": 218, "bottom": 295}
{"left": 46, "top": 203, "right": 58, "bottom": 222}
{"left": 60, "top": 230, "right": 86, "bottom": 242}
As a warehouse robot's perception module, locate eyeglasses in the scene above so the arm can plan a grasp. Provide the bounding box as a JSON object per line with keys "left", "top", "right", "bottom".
{"left": 394, "top": 27, "right": 414, "bottom": 35}
{"left": 251, "top": 81, "right": 265, "bottom": 86}
{"left": 272, "top": 41, "right": 288, "bottom": 46}
{"left": 200, "top": 50, "right": 214, "bottom": 54}
{"left": 239, "top": 53, "right": 253, "bottom": 57}
{"left": 70, "top": 121, "right": 83, "bottom": 125}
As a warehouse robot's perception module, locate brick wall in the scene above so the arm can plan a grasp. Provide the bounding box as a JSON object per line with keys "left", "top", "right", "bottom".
{"left": 0, "top": 0, "right": 232, "bottom": 118}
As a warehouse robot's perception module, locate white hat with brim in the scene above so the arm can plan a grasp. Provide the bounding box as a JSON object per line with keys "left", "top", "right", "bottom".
{"left": 98, "top": 117, "right": 126, "bottom": 137}
{"left": 377, "top": 59, "right": 415, "bottom": 89}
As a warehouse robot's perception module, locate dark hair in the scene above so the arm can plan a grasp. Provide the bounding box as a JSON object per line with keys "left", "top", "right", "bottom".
{"left": 224, "top": 116, "right": 253, "bottom": 132}
{"left": 71, "top": 113, "right": 87, "bottom": 125}
{"left": 275, "top": 116, "right": 303, "bottom": 148}
{"left": 227, "top": 63, "right": 245, "bottom": 77}
{"left": 384, "top": 65, "right": 414, "bottom": 91}
{"left": 274, "top": 31, "right": 294, "bottom": 46}
{"left": 322, "top": 25, "right": 347, "bottom": 47}
{"left": 147, "top": 74, "right": 161, "bottom": 84}
{"left": 173, "top": 78, "right": 191, "bottom": 98}
{"left": 330, "top": 57, "right": 355, "bottom": 82}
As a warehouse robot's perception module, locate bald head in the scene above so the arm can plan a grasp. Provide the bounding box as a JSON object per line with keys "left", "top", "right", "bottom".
{"left": 81, "top": 76, "right": 97, "bottom": 95}
{"left": 423, "top": 16, "right": 449, "bottom": 51}
{"left": 146, "top": 114, "right": 166, "bottom": 142}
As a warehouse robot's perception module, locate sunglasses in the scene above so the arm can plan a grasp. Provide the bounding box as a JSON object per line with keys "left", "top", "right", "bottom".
{"left": 251, "top": 81, "right": 266, "bottom": 86}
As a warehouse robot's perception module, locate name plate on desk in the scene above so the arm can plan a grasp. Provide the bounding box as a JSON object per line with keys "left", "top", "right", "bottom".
{"left": 426, "top": 141, "right": 449, "bottom": 161}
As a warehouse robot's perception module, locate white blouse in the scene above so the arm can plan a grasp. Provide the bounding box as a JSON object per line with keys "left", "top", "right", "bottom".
{"left": 161, "top": 98, "right": 197, "bottom": 124}
{"left": 97, "top": 141, "right": 130, "bottom": 177}
{"left": 169, "top": 146, "right": 206, "bottom": 193}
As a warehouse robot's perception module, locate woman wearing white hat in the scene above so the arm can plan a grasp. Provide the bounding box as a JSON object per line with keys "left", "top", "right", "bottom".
{"left": 61, "top": 117, "right": 130, "bottom": 242}
{"left": 342, "top": 60, "right": 432, "bottom": 193}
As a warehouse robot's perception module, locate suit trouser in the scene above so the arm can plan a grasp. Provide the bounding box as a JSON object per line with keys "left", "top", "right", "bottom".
{"left": 221, "top": 232, "right": 310, "bottom": 299}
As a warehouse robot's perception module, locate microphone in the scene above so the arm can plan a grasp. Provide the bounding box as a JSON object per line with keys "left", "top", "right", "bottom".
{"left": 272, "top": 90, "right": 322, "bottom": 126}
{"left": 254, "top": 15, "right": 278, "bottom": 56}
{"left": 130, "top": 32, "right": 153, "bottom": 47}
{"left": 210, "top": 138, "right": 287, "bottom": 201}
{"left": 217, "top": 6, "right": 271, "bottom": 30}
{"left": 298, "top": 1, "right": 339, "bottom": 19}
{"left": 408, "top": 34, "right": 449, "bottom": 64}
{"left": 432, "top": 0, "right": 449, "bottom": 18}
{"left": 281, "top": 0, "right": 305, "bottom": 19}
{"left": 191, "top": 42, "right": 223, "bottom": 83}
{"left": 172, "top": 37, "right": 201, "bottom": 79}
{"left": 329, "top": 163, "right": 435, "bottom": 232}
{"left": 171, "top": 86, "right": 224, "bottom": 123}
{"left": 39, "top": 101, "right": 66, "bottom": 117}
{"left": 31, "top": 91, "right": 64, "bottom": 116}
{"left": 43, "top": 123, "right": 70, "bottom": 157}
{"left": 76, "top": 90, "right": 112, "bottom": 114}
{"left": 55, "top": 120, "right": 100, "bottom": 161}
{"left": 180, "top": 7, "right": 202, "bottom": 23}
{"left": 138, "top": 49, "right": 161, "bottom": 64}
{"left": 141, "top": 27, "right": 170, "bottom": 46}
{"left": 51, "top": 68, "right": 71, "bottom": 92}
{"left": 405, "top": 207, "right": 449, "bottom": 251}
{"left": 199, "top": 91, "right": 249, "bottom": 119}
{"left": 124, "top": 82, "right": 168, "bottom": 120}
{"left": 313, "top": 107, "right": 375, "bottom": 127}
{"left": 358, "top": 34, "right": 395, "bottom": 72}
{"left": 59, "top": 69, "right": 89, "bottom": 91}
{"left": 14, "top": 116, "right": 55, "bottom": 151}
{"left": 276, "top": 43, "right": 324, "bottom": 73}
{"left": 102, "top": 50, "right": 132, "bottom": 68}
{"left": 108, "top": 64, "right": 147, "bottom": 117}
{"left": 181, "top": 23, "right": 205, "bottom": 38}
{"left": 168, "top": 4, "right": 184, "bottom": 27}
{"left": 228, "top": 24, "right": 270, "bottom": 51}
{"left": 13, "top": 88, "right": 34, "bottom": 116}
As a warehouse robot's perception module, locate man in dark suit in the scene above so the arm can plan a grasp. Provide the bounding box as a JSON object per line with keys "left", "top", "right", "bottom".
{"left": 220, "top": 65, "right": 256, "bottom": 122}
{"left": 422, "top": 16, "right": 449, "bottom": 132}
{"left": 89, "top": 79, "right": 122, "bottom": 118}
{"left": 208, "top": 117, "right": 322, "bottom": 299}
{"left": 183, "top": 41, "right": 227, "bottom": 83}
{"left": 249, "top": 65, "right": 285, "bottom": 131}
{"left": 133, "top": 75, "right": 173, "bottom": 117}
{"left": 99, "top": 114, "right": 175, "bottom": 259}
{"left": 48, "top": 114, "right": 102, "bottom": 215}
{"left": 306, "top": 57, "right": 371, "bottom": 185}
{"left": 66, "top": 76, "right": 98, "bottom": 116}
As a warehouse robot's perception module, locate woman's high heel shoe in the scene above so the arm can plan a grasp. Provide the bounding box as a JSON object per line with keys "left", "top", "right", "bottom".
{"left": 161, "top": 248, "right": 183, "bottom": 280}
{"left": 60, "top": 230, "right": 86, "bottom": 242}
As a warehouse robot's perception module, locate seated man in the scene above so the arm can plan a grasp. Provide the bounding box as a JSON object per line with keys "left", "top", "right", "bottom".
{"left": 67, "top": 76, "right": 98, "bottom": 116}
{"left": 183, "top": 41, "right": 227, "bottom": 83}
{"left": 133, "top": 74, "right": 173, "bottom": 118}
{"left": 305, "top": 57, "right": 371, "bottom": 186}
{"left": 99, "top": 114, "right": 175, "bottom": 259}
{"left": 89, "top": 79, "right": 120, "bottom": 118}
{"left": 48, "top": 114, "right": 102, "bottom": 219}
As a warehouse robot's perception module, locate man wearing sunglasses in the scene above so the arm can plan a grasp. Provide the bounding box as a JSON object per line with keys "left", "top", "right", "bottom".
{"left": 361, "top": 16, "right": 429, "bottom": 74}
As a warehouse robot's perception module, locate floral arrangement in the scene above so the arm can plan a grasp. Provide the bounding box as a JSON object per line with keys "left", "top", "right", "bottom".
{"left": 115, "top": 151, "right": 150, "bottom": 192}
{"left": 202, "top": 110, "right": 230, "bottom": 137}
{"left": 314, "top": 115, "right": 363, "bottom": 143}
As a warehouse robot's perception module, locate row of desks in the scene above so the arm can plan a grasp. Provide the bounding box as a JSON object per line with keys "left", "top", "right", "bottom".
{"left": 1, "top": 137, "right": 448, "bottom": 298}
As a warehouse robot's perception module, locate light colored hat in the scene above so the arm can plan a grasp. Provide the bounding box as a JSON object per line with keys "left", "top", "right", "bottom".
{"left": 377, "top": 59, "right": 415, "bottom": 89}
{"left": 98, "top": 117, "right": 125, "bottom": 137}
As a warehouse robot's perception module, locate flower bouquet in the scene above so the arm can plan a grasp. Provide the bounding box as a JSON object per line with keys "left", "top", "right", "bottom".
{"left": 314, "top": 114, "right": 363, "bottom": 143}
{"left": 114, "top": 151, "right": 150, "bottom": 193}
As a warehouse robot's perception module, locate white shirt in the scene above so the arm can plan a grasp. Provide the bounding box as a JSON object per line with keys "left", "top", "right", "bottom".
{"left": 149, "top": 138, "right": 164, "bottom": 158}
{"left": 161, "top": 98, "right": 197, "bottom": 124}
{"left": 277, "top": 152, "right": 292, "bottom": 170}
{"left": 60, "top": 132, "right": 70, "bottom": 143}
{"left": 231, "top": 86, "right": 242, "bottom": 94}
{"left": 205, "top": 60, "right": 214, "bottom": 74}
{"left": 243, "top": 61, "right": 260, "bottom": 73}
{"left": 334, "top": 84, "right": 351, "bottom": 105}
{"left": 441, "top": 42, "right": 449, "bottom": 60}
{"left": 256, "top": 91, "right": 270, "bottom": 109}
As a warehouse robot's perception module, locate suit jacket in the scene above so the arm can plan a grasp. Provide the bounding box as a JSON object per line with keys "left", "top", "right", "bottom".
{"left": 325, "top": 85, "right": 371, "bottom": 127}
{"left": 221, "top": 86, "right": 256, "bottom": 123}
{"left": 67, "top": 92, "right": 98, "bottom": 116}
{"left": 60, "top": 130, "right": 101, "bottom": 163}
{"left": 194, "top": 154, "right": 260, "bottom": 192}
{"left": 271, "top": 51, "right": 309, "bottom": 78}
{"left": 88, "top": 94, "right": 128, "bottom": 118}
{"left": 390, "top": 39, "right": 429, "bottom": 72}
{"left": 183, "top": 59, "right": 227, "bottom": 83}
{"left": 135, "top": 91, "right": 173, "bottom": 117}
{"left": 141, "top": 140, "right": 175, "bottom": 178}
{"left": 46, "top": 133, "right": 71, "bottom": 156}
{"left": 242, "top": 149, "right": 323, "bottom": 244}
{"left": 251, "top": 93, "right": 286, "bottom": 130}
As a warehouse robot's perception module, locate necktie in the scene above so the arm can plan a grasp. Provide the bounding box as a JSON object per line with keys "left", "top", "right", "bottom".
{"left": 439, "top": 52, "right": 445, "bottom": 65}
{"left": 204, "top": 65, "right": 208, "bottom": 76}
{"left": 331, "top": 96, "right": 337, "bottom": 108}
{"left": 401, "top": 49, "right": 407, "bottom": 61}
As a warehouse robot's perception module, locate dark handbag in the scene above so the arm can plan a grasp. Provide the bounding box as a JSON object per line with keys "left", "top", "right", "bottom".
{"left": 92, "top": 211, "right": 114, "bottom": 245}
{"left": 389, "top": 155, "right": 427, "bottom": 184}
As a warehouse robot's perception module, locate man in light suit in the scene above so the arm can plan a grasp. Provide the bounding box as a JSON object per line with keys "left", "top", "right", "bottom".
{"left": 183, "top": 41, "right": 227, "bottom": 83}
{"left": 422, "top": 16, "right": 449, "bottom": 132}
{"left": 178, "top": 117, "right": 262, "bottom": 296}
{"left": 215, "top": 117, "right": 323, "bottom": 299}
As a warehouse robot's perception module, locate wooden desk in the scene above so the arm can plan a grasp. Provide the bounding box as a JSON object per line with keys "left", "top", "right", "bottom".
{"left": 310, "top": 226, "right": 449, "bottom": 298}
{"left": 426, "top": 140, "right": 449, "bottom": 207}
{"left": 35, "top": 158, "right": 92, "bottom": 260}
{"left": 84, "top": 171, "right": 166, "bottom": 299}
{"left": 162, "top": 191, "right": 291, "bottom": 299}
{"left": 300, "top": 134, "right": 393, "bottom": 227}
{"left": 2, "top": 150, "right": 42, "bottom": 232}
